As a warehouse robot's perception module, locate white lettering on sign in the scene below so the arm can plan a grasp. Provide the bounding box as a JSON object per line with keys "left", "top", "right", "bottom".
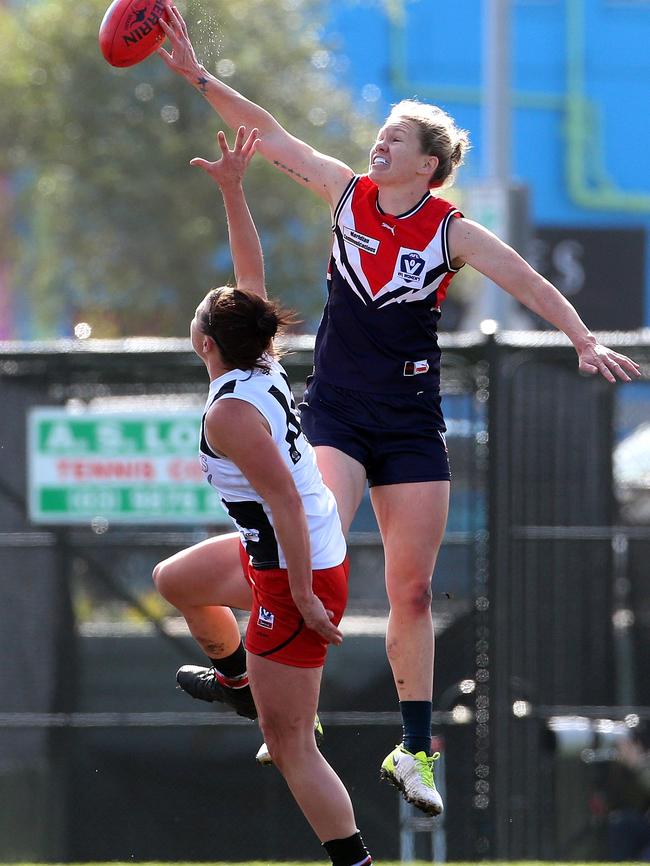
{"left": 28, "top": 408, "right": 229, "bottom": 525}
{"left": 45, "top": 423, "right": 80, "bottom": 452}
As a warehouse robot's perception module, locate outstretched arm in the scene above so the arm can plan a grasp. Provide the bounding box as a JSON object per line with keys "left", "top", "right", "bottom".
{"left": 191, "top": 126, "right": 265, "bottom": 297}
{"left": 157, "top": 5, "right": 354, "bottom": 207}
{"left": 448, "top": 218, "right": 642, "bottom": 383}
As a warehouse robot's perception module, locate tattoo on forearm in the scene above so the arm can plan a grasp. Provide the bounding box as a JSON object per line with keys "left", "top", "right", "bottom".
{"left": 196, "top": 75, "right": 209, "bottom": 95}
{"left": 273, "top": 159, "right": 310, "bottom": 183}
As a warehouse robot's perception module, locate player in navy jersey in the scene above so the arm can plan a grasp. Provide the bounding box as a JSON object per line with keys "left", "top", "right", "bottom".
{"left": 157, "top": 5, "right": 641, "bottom": 816}
{"left": 152, "top": 127, "right": 371, "bottom": 866}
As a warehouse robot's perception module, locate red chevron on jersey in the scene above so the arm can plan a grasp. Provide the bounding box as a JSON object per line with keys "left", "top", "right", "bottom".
{"left": 313, "top": 175, "right": 463, "bottom": 393}
{"left": 331, "top": 174, "right": 462, "bottom": 306}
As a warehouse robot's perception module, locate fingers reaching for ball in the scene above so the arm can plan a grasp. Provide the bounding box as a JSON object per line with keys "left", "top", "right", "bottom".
{"left": 190, "top": 127, "right": 261, "bottom": 187}
{"left": 156, "top": 4, "right": 201, "bottom": 79}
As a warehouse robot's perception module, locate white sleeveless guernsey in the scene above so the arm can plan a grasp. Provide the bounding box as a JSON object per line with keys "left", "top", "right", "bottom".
{"left": 199, "top": 358, "right": 346, "bottom": 571}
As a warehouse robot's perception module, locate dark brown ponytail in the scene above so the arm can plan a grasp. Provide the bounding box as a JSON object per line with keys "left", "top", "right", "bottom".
{"left": 199, "top": 286, "right": 297, "bottom": 373}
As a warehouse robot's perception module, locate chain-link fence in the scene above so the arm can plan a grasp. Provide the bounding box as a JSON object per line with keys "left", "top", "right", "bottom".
{"left": 1, "top": 332, "right": 648, "bottom": 861}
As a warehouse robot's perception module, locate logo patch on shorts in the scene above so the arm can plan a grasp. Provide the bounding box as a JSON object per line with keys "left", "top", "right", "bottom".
{"left": 403, "top": 359, "right": 429, "bottom": 376}
{"left": 236, "top": 524, "right": 260, "bottom": 544}
{"left": 258, "top": 607, "right": 275, "bottom": 630}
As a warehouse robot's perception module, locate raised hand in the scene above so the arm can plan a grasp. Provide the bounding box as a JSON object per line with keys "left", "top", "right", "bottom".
{"left": 156, "top": 4, "right": 201, "bottom": 79}
{"left": 190, "top": 127, "right": 261, "bottom": 188}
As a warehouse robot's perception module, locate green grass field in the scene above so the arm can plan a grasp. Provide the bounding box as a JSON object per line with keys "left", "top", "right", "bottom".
{"left": 10, "top": 861, "right": 643, "bottom": 865}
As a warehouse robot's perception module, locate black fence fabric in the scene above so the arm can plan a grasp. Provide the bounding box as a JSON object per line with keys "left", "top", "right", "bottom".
{"left": 0, "top": 333, "right": 649, "bottom": 862}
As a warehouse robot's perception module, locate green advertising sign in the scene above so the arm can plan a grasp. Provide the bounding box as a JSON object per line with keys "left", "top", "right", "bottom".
{"left": 28, "top": 408, "right": 228, "bottom": 525}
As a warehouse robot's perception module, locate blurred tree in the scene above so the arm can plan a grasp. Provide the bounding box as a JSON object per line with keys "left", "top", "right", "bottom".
{"left": 0, "top": 0, "right": 376, "bottom": 337}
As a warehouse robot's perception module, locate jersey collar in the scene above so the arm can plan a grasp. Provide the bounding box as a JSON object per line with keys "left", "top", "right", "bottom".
{"left": 375, "top": 189, "right": 432, "bottom": 220}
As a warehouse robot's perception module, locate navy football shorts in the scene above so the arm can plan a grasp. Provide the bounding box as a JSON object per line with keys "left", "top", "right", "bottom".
{"left": 299, "top": 377, "right": 451, "bottom": 487}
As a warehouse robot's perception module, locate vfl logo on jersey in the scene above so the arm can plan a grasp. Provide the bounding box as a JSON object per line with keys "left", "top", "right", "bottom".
{"left": 342, "top": 225, "right": 380, "bottom": 255}
{"left": 258, "top": 607, "right": 275, "bottom": 630}
{"left": 394, "top": 248, "right": 427, "bottom": 288}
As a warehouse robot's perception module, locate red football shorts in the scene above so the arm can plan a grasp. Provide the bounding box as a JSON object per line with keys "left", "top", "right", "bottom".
{"left": 239, "top": 544, "right": 349, "bottom": 668}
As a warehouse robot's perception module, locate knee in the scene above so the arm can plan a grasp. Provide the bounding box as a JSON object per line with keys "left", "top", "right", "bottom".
{"left": 258, "top": 714, "right": 312, "bottom": 769}
{"left": 258, "top": 717, "right": 293, "bottom": 769}
{"left": 388, "top": 577, "right": 433, "bottom": 617}
{"left": 152, "top": 559, "right": 181, "bottom": 604}
{"left": 151, "top": 560, "right": 163, "bottom": 591}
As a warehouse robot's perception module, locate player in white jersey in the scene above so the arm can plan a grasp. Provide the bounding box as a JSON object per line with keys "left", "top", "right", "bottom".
{"left": 152, "top": 128, "right": 371, "bottom": 866}
{"left": 199, "top": 357, "right": 345, "bottom": 577}
{"left": 157, "top": 5, "right": 641, "bottom": 817}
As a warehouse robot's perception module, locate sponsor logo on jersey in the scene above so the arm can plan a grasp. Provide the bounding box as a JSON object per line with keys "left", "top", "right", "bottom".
{"left": 258, "top": 607, "right": 275, "bottom": 629}
{"left": 403, "top": 359, "right": 430, "bottom": 376}
{"left": 342, "top": 225, "right": 380, "bottom": 255}
{"left": 395, "top": 249, "right": 427, "bottom": 286}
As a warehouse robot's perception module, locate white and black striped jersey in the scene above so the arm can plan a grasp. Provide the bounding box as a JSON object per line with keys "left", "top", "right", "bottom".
{"left": 199, "top": 358, "right": 346, "bottom": 570}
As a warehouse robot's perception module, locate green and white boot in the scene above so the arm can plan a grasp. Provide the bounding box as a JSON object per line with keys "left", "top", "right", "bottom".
{"left": 380, "top": 744, "right": 443, "bottom": 816}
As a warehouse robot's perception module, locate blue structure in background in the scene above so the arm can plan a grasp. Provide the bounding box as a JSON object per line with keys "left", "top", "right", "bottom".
{"left": 325, "top": 0, "right": 650, "bottom": 322}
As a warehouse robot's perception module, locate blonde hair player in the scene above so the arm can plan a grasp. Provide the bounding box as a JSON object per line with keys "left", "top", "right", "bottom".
{"left": 156, "top": 5, "right": 641, "bottom": 816}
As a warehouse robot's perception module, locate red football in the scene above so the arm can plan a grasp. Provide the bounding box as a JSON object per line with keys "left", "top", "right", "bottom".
{"left": 99, "top": 0, "right": 168, "bottom": 68}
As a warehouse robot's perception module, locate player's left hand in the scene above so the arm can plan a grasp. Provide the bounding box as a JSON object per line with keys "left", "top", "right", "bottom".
{"left": 578, "top": 342, "right": 641, "bottom": 383}
{"left": 294, "top": 593, "right": 343, "bottom": 646}
{"left": 190, "top": 127, "right": 260, "bottom": 188}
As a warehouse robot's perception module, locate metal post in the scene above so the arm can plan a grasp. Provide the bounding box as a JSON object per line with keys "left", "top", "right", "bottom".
{"left": 483, "top": 0, "right": 510, "bottom": 182}
{"left": 461, "top": 1, "right": 529, "bottom": 330}
{"left": 612, "top": 532, "right": 636, "bottom": 705}
{"left": 432, "top": 750, "right": 447, "bottom": 862}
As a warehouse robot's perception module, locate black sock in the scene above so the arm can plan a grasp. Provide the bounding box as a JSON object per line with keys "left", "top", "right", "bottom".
{"left": 208, "top": 640, "right": 246, "bottom": 679}
{"left": 323, "top": 831, "right": 371, "bottom": 866}
{"left": 400, "top": 700, "right": 432, "bottom": 756}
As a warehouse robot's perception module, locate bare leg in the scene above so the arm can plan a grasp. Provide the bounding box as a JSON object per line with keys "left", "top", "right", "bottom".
{"left": 313, "top": 446, "right": 367, "bottom": 536}
{"left": 152, "top": 532, "right": 251, "bottom": 657}
{"left": 248, "top": 653, "right": 358, "bottom": 842}
{"left": 370, "top": 481, "right": 449, "bottom": 700}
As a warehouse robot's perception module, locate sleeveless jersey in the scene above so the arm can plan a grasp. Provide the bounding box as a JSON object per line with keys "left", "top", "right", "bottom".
{"left": 313, "top": 174, "right": 463, "bottom": 394}
{"left": 199, "top": 359, "right": 346, "bottom": 571}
